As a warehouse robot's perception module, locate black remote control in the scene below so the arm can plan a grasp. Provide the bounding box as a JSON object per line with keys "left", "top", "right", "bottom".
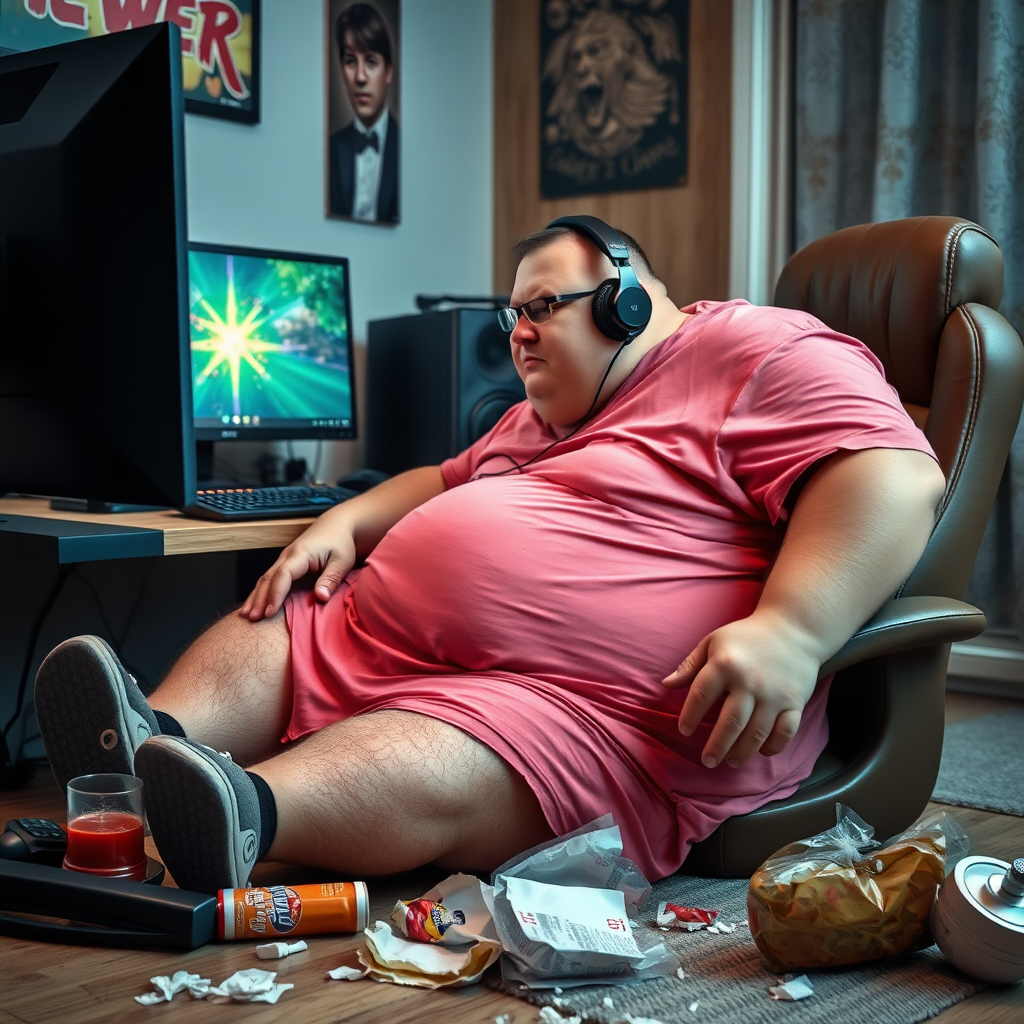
{"left": 0, "top": 817, "right": 68, "bottom": 866}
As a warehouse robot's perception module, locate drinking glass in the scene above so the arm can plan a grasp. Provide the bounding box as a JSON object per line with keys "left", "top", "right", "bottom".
{"left": 63, "top": 773, "right": 146, "bottom": 882}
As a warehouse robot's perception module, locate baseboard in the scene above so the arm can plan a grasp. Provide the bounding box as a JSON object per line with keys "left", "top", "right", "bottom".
{"left": 947, "top": 635, "right": 1024, "bottom": 697}
{"left": 946, "top": 673, "right": 1024, "bottom": 699}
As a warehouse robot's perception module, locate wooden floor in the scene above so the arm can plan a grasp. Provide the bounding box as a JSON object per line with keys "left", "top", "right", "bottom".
{"left": 2, "top": 691, "right": 1022, "bottom": 1024}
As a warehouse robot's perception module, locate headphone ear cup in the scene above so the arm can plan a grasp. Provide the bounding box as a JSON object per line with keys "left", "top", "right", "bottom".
{"left": 591, "top": 279, "right": 627, "bottom": 341}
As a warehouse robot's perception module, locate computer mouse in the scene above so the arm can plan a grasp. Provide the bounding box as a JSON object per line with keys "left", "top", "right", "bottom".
{"left": 336, "top": 468, "right": 392, "bottom": 493}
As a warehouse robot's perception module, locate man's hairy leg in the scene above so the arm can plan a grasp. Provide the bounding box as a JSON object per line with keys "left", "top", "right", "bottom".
{"left": 253, "top": 710, "right": 556, "bottom": 875}
{"left": 147, "top": 610, "right": 292, "bottom": 765}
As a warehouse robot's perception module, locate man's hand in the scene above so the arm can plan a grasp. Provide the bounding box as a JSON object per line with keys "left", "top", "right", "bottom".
{"left": 662, "top": 611, "right": 820, "bottom": 768}
{"left": 239, "top": 515, "right": 358, "bottom": 621}
{"left": 661, "top": 447, "right": 946, "bottom": 770}
{"left": 238, "top": 465, "right": 448, "bottom": 623}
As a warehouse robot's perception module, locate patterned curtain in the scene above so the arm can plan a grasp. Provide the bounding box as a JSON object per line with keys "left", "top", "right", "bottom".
{"left": 794, "top": 0, "right": 1024, "bottom": 635}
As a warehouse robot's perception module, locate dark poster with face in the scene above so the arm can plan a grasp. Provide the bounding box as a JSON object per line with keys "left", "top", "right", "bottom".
{"left": 540, "top": 0, "right": 688, "bottom": 199}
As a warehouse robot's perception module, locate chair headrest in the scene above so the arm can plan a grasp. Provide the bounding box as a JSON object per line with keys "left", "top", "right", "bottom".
{"left": 774, "top": 217, "right": 1004, "bottom": 403}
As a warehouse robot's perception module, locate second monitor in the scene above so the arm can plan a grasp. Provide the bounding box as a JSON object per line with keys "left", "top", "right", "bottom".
{"left": 188, "top": 242, "right": 357, "bottom": 483}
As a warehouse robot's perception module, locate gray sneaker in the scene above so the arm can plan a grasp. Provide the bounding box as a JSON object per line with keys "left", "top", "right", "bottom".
{"left": 34, "top": 635, "right": 160, "bottom": 793}
{"left": 134, "top": 736, "right": 260, "bottom": 894}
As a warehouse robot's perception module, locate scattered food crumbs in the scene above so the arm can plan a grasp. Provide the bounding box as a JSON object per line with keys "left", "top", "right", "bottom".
{"left": 688, "top": 1000, "right": 700, "bottom": 1013}
{"left": 537, "top": 1007, "right": 581, "bottom": 1024}
{"left": 706, "top": 922, "right": 736, "bottom": 935}
{"left": 675, "top": 968, "right": 686, "bottom": 981}
{"left": 494, "top": 1015, "right": 513, "bottom": 1024}
{"left": 554, "top": 987, "right": 563, "bottom": 994}
{"left": 327, "top": 965, "right": 370, "bottom": 981}
{"left": 768, "top": 975, "right": 815, "bottom": 1001}
{"left": 602, "top": 995, "right": 615, "bottom": 1009}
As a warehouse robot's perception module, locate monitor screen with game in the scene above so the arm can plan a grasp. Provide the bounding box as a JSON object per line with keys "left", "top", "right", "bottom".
{"left": 0, "top": 23, "right": 195, "bottom": 510}
{"left": 189, "top": 243, "right": 356, "bottom": 453}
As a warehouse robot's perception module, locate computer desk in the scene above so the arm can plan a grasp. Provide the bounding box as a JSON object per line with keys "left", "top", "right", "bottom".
{"left": 0, "top": 496, "right": 313, "bottom": 563}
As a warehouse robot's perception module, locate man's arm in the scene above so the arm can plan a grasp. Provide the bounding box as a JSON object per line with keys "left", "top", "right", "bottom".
{"left": 240, "top": 465, "right": 446, "bottom": 621}
{"left": 662, "top": 447, "right": 946, "bottom": 768}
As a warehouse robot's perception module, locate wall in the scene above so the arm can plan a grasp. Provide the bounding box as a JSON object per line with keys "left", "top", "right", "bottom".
{"left": 493, "top": 0, "right": 732, "bottom": 306}
{"left": 1, "top": 0, "right": 497, "bottom": 769}
{"left": 188, "top": 0, "right": 495, "bottom": 485}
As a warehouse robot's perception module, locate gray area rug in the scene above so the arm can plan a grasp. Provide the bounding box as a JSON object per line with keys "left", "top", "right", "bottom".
{"left": 932, "top": 708, "right": 1024, "bottom": 816}
{"left": 489, "top": 875, "right": 986, "bottom": 1024}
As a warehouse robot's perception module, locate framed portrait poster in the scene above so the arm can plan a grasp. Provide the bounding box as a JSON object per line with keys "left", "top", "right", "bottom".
{"left": 0, "top": 0, "right": 261, "bottom": 124}
{"left": 325, "top": 0, "right": 401, "bottom": 225}
{"left": 540, "top": 0, "right": 688, "bottom": 199}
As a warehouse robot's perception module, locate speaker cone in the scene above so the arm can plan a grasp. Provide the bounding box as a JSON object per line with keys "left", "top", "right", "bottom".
{"left": 469, "top": 392, "right": 521, "bottom": 443}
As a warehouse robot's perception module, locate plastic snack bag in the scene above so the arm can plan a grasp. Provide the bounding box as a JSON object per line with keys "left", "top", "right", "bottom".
{"left": 747, "top": 804, "right": 968, "bottom": 971}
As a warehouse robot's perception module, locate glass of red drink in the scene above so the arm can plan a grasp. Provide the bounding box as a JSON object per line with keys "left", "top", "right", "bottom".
{"left": 64, "top": 773, "right": 146, "bottom": 882}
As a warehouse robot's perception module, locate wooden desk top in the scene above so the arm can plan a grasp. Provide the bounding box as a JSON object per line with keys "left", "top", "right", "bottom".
{"left": 0, "top": 496, "right": 313, "bottom": 559}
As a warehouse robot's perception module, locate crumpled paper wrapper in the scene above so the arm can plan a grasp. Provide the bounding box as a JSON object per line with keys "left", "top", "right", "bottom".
{"left": 390, "top": 871, "right": 497, "bottom": 946}
{"left": 357, "top": 816, "right": 677, "bottom": 990}
{"left": 358, "top": 919, "right": 502, "bottom": 987}
{"left": 491, "top": 814, "right": 677, "bottom": 988}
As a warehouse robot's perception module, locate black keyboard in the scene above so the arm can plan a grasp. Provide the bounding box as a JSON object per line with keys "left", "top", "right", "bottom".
{"left": 182, "top": 485, "right": 360, "bottom": 521}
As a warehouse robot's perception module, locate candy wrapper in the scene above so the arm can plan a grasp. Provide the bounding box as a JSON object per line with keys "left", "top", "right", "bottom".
{"left": 391, "top": 872, "right": 497, "bottom": 946}
{"left": 747, "top": 804, "right": 969, "bottom": 971}
{"left": 492, "top": 814, "right": 677, "bottom": 987}
{"left": 360, "top": 874, "right": 502, "bottom": 988}
{"left": 655, "top": 903, "right": 720, "bottom": 930}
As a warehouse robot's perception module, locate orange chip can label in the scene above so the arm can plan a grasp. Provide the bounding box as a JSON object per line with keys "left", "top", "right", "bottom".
{"left": 217, "top": 881, "right": 369, "bottom": 940}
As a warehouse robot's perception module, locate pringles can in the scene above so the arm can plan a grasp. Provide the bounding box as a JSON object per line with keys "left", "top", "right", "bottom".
{"left": 217, "top": 881, "right": 369, "bottom": 940}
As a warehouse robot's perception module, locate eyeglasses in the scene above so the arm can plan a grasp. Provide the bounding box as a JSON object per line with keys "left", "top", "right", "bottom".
{"left": 497, "top": 289, "right": 597, "bottom": 332}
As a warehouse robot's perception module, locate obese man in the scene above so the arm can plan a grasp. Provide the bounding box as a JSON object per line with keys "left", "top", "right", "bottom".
{"left": 34, "top": 218, "right": 945, "bottom": 893}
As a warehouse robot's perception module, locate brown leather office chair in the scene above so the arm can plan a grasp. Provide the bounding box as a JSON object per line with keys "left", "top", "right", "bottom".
{"left": 686, "top": 216, "right": 1024, "bottom": 877}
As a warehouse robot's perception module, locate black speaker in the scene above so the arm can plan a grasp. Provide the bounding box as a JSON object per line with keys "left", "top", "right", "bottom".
{"left": 366, "top": 309, "right": 526, "bottom": 475}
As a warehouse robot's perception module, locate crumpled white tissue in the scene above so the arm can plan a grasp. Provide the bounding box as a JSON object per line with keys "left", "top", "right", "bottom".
{"left": 768, "top": 975, "right": 815, "bottom": 1001}
{"left": 136, "top": 968, "right": 293, "bottom": 1005}
{"left": 201, "top": 968, "right": 294, "bottom": 1003}
{"left": 327, "top": 964, "right": 371, "bottom": 981}
{"left": 134, "top": 971, "right": 209, "bottom": 1005}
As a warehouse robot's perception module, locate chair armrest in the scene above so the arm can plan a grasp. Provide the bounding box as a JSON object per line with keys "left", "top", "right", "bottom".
{"left": 818, "top": 596, "right": 987, "bottom": 679}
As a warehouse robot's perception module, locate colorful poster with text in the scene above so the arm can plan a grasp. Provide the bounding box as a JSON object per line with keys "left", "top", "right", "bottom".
{"left": 0, "top": 0, "right": 260, "bottom": 123}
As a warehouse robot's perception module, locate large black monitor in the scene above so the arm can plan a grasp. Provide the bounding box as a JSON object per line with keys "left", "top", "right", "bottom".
{"left": 188, "top": 242, "right": 356, "bottom": 480}
{"left": 0, "top": 23, "right": 196, "bottom": 509}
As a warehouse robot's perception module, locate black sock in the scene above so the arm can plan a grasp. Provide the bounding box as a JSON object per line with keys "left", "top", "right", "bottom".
{"left": 153, "top": 710, "right": 186, "bottom": 737}
{"left": 246, "top": 771, "right": 278, "bottom": 861}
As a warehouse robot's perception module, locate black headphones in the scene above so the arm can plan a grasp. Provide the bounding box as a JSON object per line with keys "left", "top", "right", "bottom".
{"left": 546, "top": 215, "right": 653, "bottom": 343}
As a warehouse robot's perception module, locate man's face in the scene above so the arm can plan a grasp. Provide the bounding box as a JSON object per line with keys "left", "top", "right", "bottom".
{"left": 342, "top": 30, "right": 392, "bottom": 127}
{"left": 509, "top": 235, "right": 617, "bottom": 428}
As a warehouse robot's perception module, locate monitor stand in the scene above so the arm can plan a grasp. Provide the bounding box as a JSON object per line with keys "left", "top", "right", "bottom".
{"left": 195, "top": 439, "right": 238, "bottom": 491}
{"left": 197, "top": 439, "right": 214, "bottom": 486}
{"left": 49, "top": 498, "right": 169, "bottom": 514}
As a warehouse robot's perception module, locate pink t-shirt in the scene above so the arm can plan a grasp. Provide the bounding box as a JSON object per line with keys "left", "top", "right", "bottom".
{"left": 284, "top": 300, "right": 937, "bottom": 879}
